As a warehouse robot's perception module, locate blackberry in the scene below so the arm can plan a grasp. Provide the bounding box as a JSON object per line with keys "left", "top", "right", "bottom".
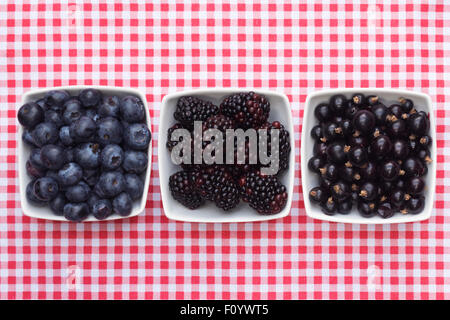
{"left": 238, "top": 171, "right": 288, "bottom": 215}
{"left": 174, "top": 96, "right": 219, "bottom": 129}
{"left": 220, "top": 91, "right": 270, "bottom": 129}
{"left": 257, "top": 121, "right": 291, "bottom": 174}
{"left": 201, "top": 114, "right": 235, "bottom": 164}
{"left": 193, "top": 166, "right": 240, "bottom": 211}
{"left": 213, "top": 180, "right": 240, "bottom": 211}
{"left": 203, "top": 114, "right": 235, "bottom": 132}
{"left": 166, "top": 123, "right": 188, "bottom": 151}
{"left": 169, "top": 170, "right": 204, "bottom": 209}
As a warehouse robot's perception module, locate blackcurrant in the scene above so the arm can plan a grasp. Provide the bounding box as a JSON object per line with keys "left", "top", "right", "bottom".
{"left": 322, "top": 122, "right": 343, "bottom": 141}
{"left": 348, "top": 146, "right": 367, "bottom": 167}
{"left": 330, "top": 180, "right": 351, "bottom": 201}
{"left": 340, "top": 119, "right": 353, "bottom": 136}
{"left": 308, "top": 156, "right": 325, "bottom": 174}
{"left": 309, "top": 186, "right": 328, "bottom": 204}
{"left": 311, "top": 125, "right": 324, "bottom": 142}
{"left": 314, "top": 103, "right": 332, "bottom": 122}
{"left": 359, "top": 181, "right": 378, "bottom": 201}
{"left": 344, "top": 102, "right": 359, "bottom": 119}
{"left": 389, "top": 104, "right": 406, "bottom": 119}
{"left": 406, "top": 195, "right": 425, "bottom": 214}
{"left": 358, "top": 200, "right": 377, "bottom": 217}
{"left": 399, "top": 97, "right": 414, "bottom": 113}
{"left": 407, "top": 177, "right": 425, "bottom": 195}
{"left": 371, "top": 135, "right": 392, "bottom": 157}
{"left": 329, "top": 94, "right": 347, "bottom": 115}
{"left": 380, "top": 160, "right": 401, "bottom": 181}
{"left": 392, "top": 139, "right": 409, "bottom": 159}
{"left": 351, "top": 93, "right": 365, "bottom": 107}
{"left": 359, "top": 161, "right": 377, "bottom": 181}
{"left": 320, "top": 163, "right": 339, "bottom": 181}
{"left": 321, "top": 197, "right": 337, "bottom": 215}
{"left": 419, "top": 135, "right": 432, "bottom": 148}
{"left": 408, "top": 112, "right": 429, "bottom": 136}
{"left": 390, "top": 189, "right": 406, "bottom": 209}
{"left": 313, "top": 142, "right": 328, "bottom": 157}
{"left": 372, "top": 104, "right": 390, "bottom": 125}
{"left": 402, "top": 157, "right": 425, "bottom": 177}
{"left": 366, "top": 95, "right": 380, "bottom": 107}
{"left": 326, "top": 141, "right": 347, "bottom": 164}
{"left": 348, "top": 135, "right": 368, "bottom": 148}
{"left": 388, "top": 119, "right": 407, "bottom": 137}
{"left": 338, "top": 199, "right": 353, "bottom": 214}
{"left": 377, "top": 203, "right": 394, "bottom": 219}
{"left": 353, "top": 110, "right": 375, "bottom": 136}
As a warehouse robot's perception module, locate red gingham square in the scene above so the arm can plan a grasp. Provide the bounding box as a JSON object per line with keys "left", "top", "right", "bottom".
{"left": 0, "top": 1, "right": 449, "bottom": 300}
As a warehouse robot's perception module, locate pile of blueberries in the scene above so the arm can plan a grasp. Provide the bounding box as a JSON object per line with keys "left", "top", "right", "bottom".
{"left": 308, "top": 93, "right": 431, "bottom": 218}
{"left": 18, "top": 89, "right": 151, "bottom": 222}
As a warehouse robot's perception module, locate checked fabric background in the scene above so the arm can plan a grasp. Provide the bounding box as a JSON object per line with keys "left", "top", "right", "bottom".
{"left": 1, "top": 1, "right": 449, "bottom": 300}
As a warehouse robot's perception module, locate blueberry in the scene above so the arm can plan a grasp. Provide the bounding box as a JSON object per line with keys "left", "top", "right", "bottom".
{"left": 112, "top": 192, "right": 132, "bottom": 216}
{"left": 58, "top": 126, "right": 73, "bottom": 146}
{"left": 62, "top": 98, "right": 83, "bottom": 124}
{"left": 124, "top": 123, "right": 151, "bottom": 150}
{"left": 58, "top": 162, "right": 83, "bottom": 186}
{"left": 49, "top": 193, "right": 66, "bottom": 215}
{"left": 22, "top": 129, "right": 37, "bottom": 147}
{"left": 40, "top": 144, "right": 65, "bottom": 170}
{"left": 26, "top": 160, "right": 46, "bottom": 179}
{"left": 124, "top": 173, "right": 144, "bottom": 200}
{"left": 65, "top": 181, "right": 91, "bottom": 203}
{"left": 87, "top": 193, "right": 100, "bottom": 209}
{"left": 44, "top": 109, "right": 63, "bottom": 128}
{"left": 30, "top": 148, "right": 45, "bottom": 169}
{"left": 44, "top": 90, "right": 70, "bottom": 111}
{"left": 93, "top": 182, "right": 107, "bottom": 198}
{"left": 74, "top": 142, "right": 100, "bottom": 169}
{"left": 98, "top": 95, "right": 120, "bottom": 118}
{"left": 121, "top": 121, "right": 130, "bottom": 129}
{"left": 120, "top": 96, "right": 145, "bottom": 123}
{"left": 45, "top": 170, "right": 61, "bottom": 185}
{"left": 96, "top": 117, "right": 123, "bottom": 145}
{"left": 84, "top": 108, "right": 100, "bottom": 122}
{"left": 65, "top": 147, "right": 75, "bottom": 163}
{"left": 91, "top": 199, "right": 113, "bottom": 220}
{"left": 97, "top": 171, "right": 125, "bottom": 198}
{"left": 122, "top": 150, "right": 148, "bottom": 174}
{"left": 26, "top": 180, "right": 46, "bottom": 206}
{"left": 69, "top": 115, "right": 96, "bottom": 141}
{"left": 82, "top": 168, "right": 99, "bottom": 187}
{"left": 79, "top": 88, "right": 102, "bottom": 108}
{"left": 100, "top": 144, "right": 124, "bottom": 171}
{"left": 35, "top": 98, "right": 48, "bottom": 110}
{"left": 32, "top": 122, "right": 58, "bottom": 146}
{"left": 63, "top": 203, "right": 89, "bottom": 222}
{"left": 33, "top": 177, "right": 59, "bottom": 201}
{"left": 18, "top": 102, "right": 44, "bottom": 128}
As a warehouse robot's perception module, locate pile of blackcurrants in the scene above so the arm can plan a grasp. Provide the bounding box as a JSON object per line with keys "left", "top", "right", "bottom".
{"left": 18, "top": 89, "right": 151, "bottom": 222}
{"left": 308, "top": 94, "right": 431, "bottom": 218}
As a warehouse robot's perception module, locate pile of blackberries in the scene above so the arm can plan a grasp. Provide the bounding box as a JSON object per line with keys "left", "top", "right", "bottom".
{"left": 167, "top": 92, "right": 290, "bottom": 215}
{"left": 308, "top": 94, "right": 431, "bottom": 218}
{"left": 18, "top": 89, "right": 151, "bottom": 222}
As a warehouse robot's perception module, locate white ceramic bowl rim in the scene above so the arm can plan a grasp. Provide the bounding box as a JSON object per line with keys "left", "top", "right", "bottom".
{"left": 301, "top": 88, "right": 436, "bottom": 224}
{"left": 18, "top": 85, "right": 153, "bottom": 222}
{"left": 158, "top": 88, "right": 295, "bottom": 223}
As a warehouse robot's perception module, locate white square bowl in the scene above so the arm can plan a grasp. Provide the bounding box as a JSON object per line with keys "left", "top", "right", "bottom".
{"left": 159, "top": 88, "right": 295, "bottom": 223}
{"left": 301, "top": 88, "right": 436, "bottom": 224}
{"left": 18, "top": 86, "right": 152, "bottom": 222}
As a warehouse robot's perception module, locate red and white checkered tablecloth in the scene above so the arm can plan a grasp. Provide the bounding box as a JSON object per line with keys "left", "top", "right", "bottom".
{"left": 1, "top": 1, "right": 449, "bottom": 300}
